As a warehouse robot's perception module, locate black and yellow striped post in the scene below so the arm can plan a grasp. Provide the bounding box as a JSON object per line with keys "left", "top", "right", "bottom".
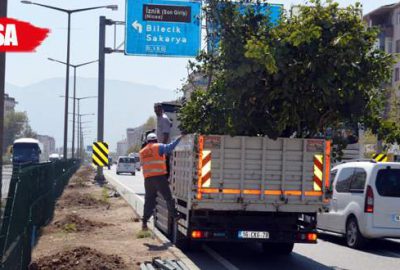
{"left": 372, "top": 153, "right": 388, "bottom": 162}
{"left": 92, "top": 142, "right": 109, "bottom": 167}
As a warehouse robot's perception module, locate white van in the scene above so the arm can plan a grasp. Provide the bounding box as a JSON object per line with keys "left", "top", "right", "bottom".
{"left": 116, "top": 156, "right": 136, "bottom": 175}
{"left": 318, "top": 161, "right": 400, "bottom": 248}
{"left": 49, "top": 153, "right": 61, "bottom": 162}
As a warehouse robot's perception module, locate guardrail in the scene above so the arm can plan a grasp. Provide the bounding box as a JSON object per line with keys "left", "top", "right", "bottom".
{"left": 0, "top": 159, "right": 80, "bottom": 270}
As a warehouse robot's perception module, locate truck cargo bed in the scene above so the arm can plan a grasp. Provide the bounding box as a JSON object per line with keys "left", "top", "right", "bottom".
{"left": 171, "top": 135, "right": 330, "bottom": 213}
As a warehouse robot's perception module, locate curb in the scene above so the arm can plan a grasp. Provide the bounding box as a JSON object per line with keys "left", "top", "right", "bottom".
{"left": 104, "top": 173, "right": 200, "bottom": 270}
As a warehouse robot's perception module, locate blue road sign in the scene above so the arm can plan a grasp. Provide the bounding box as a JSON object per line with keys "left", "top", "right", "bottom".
{"left": 125, "top": 0, "right": 202, "bottom": 57}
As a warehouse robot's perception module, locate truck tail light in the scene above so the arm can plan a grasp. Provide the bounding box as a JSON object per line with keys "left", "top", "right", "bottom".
{"left": 364, "top": 185, "right": 374, "bottom": 213}
{"left": 296, "top": 232, "right": 317, "bottom": 243}
{"left": 307, "top": 233, "right": 317, "bottom": 241}
{"left": 191, "top": 230, "right": 204, "bottom": 239}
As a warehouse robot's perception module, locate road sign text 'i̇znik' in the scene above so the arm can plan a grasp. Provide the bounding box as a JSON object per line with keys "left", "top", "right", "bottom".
{"left": 125, "top": 0, "right": 201, "bottom": 57}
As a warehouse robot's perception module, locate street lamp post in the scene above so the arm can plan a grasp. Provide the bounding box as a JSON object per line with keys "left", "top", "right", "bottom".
{"left": 76, "top": 98, "right": 96, "bottom": 158}
{"left": 22, "top": 1, "right": 117, "bottom": 159}
{"left": 68, "top": 112, "right": 94, "bottom": 159}
{"left": 61, "top": 95, "right": 97, "bottom": 158}
{"left": 78, "top": 122, "right": 94, "bottom": 159}
{"left": 77, "top": 113, "right": 95, "bottom": 159}
{"left": 51, "top": 58, "right": 98, "bottom": 158}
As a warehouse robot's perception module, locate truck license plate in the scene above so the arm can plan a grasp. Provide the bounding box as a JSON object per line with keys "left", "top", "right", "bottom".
{"left": 238, "top": 231, "right": 269, "bottom": 239}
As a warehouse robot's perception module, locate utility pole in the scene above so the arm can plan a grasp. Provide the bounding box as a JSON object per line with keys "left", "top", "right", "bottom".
{"left": 0, "top": 0, "right": 8, "bottom": 205}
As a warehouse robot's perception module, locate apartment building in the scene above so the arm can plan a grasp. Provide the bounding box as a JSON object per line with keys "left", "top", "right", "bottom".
{"left": 116, "top": 139, "right": 129, "bottom": 157}
{"left": 37, "top": 135, "right": 56, "bottom": 160}
{"left": 126, "top": 127, "right": 144, "bottom": 149}
{"left": 364, "top": 3, "right": 400, "bottom": 87}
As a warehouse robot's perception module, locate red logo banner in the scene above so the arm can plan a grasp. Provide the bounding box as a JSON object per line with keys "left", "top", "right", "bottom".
{"left": 0, "top": 17, "right": 50, "bottom": 52}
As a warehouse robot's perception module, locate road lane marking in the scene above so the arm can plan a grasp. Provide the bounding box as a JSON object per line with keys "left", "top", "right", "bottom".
{"left": 104, "top": 170, "right": 145, "bottom": 203}
{"left": 202, "top": 244, "right": 240, "bottom": 270}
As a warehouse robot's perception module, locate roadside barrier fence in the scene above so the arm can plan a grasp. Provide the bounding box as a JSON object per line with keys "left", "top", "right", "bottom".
{"left": 0, "top": 159, "right": 80, "bottom": 270}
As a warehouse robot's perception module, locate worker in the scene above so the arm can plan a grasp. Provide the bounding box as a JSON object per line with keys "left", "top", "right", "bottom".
{"left": 154, "top": 103, "right": 173, "bottom": 177}
{"left": 154, "top": 103, "right": 172, "bottom": 144}
{"left": 139, "top": 133, "right": 183, "bottom": 230}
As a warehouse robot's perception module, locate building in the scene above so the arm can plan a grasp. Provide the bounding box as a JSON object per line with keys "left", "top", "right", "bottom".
{"left": 126, "top": 127, "right": 144, "bottom": 149}
{"left": 116, "top": 139, "right": 129, "bottom": 157}
{"left": 37, "top": 135, "right": 56, "bottom": 160}
{"left": 181, "top": 72, "right": 209, "bottom": 100}
{"left": 4, "top": 93, "right": 17, "bottom": 114}
{"left": 364, "top": 3, "right": 400, "bottom": 88}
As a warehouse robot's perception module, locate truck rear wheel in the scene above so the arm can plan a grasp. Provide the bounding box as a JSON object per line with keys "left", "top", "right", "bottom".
{"left": 262, "top": 242, "right": 294, "bottom": 255}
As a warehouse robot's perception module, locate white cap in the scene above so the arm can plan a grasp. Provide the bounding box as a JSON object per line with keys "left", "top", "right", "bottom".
{"left": 146, "top": 133, "right": 157, "bottom": 142}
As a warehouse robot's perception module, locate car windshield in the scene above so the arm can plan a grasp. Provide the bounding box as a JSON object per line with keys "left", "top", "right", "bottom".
{"left": 13, "top": 143, "right": 40, "bottom": 163}
{"left": 119, "top": 158, "right": 135, "bottom": 163}
{"left": 376, "top": 169, "right": 400, "bottom": 198}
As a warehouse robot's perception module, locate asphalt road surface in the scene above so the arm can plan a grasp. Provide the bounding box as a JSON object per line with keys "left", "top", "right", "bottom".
{"left": 104, "top": 165, "right": 400, "bottom": 270}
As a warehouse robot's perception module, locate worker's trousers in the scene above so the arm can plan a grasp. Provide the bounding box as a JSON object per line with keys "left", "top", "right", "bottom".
{"left": 142, "top": 175, "right": 175, "bottom": 224}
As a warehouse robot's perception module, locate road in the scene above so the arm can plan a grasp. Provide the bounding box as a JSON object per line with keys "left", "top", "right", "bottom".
{"left": 104, "top": 165, "right": 400, "bottom": 270}
{"left": 1, "top": 165, "right": 12, "bottom": 199}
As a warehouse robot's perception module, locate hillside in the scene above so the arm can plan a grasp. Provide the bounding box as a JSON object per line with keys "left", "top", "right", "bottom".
{"left": 6, "top": 78, "right": 179, "bottom": 151}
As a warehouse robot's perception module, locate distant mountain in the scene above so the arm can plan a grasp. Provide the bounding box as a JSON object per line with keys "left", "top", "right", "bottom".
{"left": 5, "top": 78, "right": 179, "bottom": 151}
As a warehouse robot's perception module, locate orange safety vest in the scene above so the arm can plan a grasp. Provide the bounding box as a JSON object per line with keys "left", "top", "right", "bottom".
{"left": 139, "top": 143, "right": 167, "bottom": 178}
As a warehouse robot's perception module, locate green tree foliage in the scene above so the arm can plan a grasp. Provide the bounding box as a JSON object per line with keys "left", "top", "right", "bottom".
{"left": 179, "top": 0, "right": 396, "bottom": 142}
{"left": 3, "top": 111, "right": 37, "bottom": 153}
{"left": 143, "top": 116, "right": 156, "bottom": 131}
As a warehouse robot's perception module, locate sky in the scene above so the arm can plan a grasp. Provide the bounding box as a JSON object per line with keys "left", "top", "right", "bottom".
{"left": 5, "top": 0, "right": 395, "bottom": 89}
{"left": 4, "top": 0, "right": 397, "bottom": 149}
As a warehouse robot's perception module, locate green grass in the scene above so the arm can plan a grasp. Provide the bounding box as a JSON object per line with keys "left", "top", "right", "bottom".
{"left": 63, "top": 223, "right": 77, "bottom": 233}
{"left": 100, "top": 188, "right": 110, "bottom": 204}
{"left": 136, "top": 230, "right": 152, "bottom": 239}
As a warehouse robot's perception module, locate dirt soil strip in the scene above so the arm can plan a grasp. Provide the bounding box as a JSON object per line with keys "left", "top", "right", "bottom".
{"left": 104, "top": 172, "right": 201, "bottom": 270}
{"left": 31, "top": 166, "right": 177, "bottom": 270}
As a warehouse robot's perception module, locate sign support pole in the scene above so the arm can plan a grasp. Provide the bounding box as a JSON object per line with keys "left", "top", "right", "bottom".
{"left": 95, "top": 16, "right": 106, "bottom": 184}
{"left": 93, "top": 17, "right": 126, "bottom": 183}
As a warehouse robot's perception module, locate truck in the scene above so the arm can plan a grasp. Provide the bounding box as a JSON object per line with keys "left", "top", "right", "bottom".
{"left": 154, "top": 134, "right": 332, "bottom": 253}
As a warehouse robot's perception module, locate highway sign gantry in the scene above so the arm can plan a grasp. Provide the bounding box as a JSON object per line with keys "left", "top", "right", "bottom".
{"left": 125, "top": 0, "right": 202, "bottom": 57}
{"left": 92, "top": 142, "right": 109, "bottom": 167}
